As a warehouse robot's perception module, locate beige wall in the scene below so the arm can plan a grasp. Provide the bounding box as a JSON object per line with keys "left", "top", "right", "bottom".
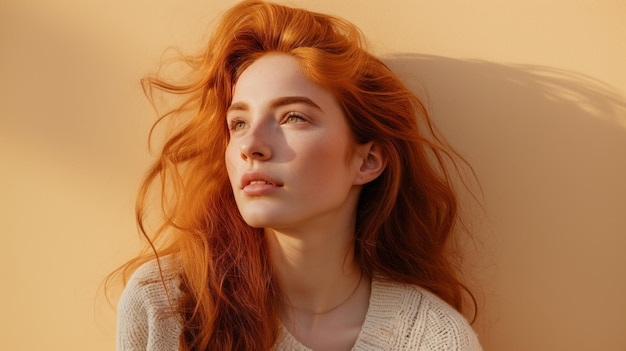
{"left": 1, "top": 0, "right": 624, "bottom": 350}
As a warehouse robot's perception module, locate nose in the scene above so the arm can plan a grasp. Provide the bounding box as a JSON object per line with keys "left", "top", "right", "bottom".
{"left": 239, "top": 125, "right": 272, "bottom": 161}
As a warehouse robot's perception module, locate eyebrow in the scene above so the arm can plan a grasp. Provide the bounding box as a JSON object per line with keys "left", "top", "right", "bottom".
{"left": 227, "top": 96, "right": 323, "bottom": 113}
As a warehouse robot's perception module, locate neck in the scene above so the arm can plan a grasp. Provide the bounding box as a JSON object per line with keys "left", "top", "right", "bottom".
{"left": 265, "top": 224, "right": 362, "bottom": 316}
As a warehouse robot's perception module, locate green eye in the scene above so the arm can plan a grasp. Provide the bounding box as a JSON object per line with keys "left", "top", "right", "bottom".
{"left": 229, "top": 119, "right": 247, "bottom": 132}
{"left": 285, "top": 112, "right": 305, "bottom": 124}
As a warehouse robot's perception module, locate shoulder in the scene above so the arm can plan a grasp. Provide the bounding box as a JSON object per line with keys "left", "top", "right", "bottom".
{"left": 119, "top": 257, "right": 182, "bottom": 318}
{"left": 116, "top": 257, "right": 183, "bottom": 351}
{"left": 363, "top": 277, "right": 482, "bottom": 351}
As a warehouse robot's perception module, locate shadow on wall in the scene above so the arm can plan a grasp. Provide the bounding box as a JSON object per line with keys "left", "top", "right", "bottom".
{"left": 384, "top": 54, "right": 626, "bottom": 351}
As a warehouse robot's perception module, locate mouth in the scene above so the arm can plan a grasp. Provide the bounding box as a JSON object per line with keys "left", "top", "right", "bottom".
{"left": 240, "top": 172, "right": 283, "bottom": 189}
{"left": 248, "top": 180, "right": 275, "bottom": 186}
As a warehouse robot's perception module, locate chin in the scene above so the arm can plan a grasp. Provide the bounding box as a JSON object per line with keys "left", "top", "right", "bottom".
{"left": 239, "top": 212, "right": 279, "bottom": 229}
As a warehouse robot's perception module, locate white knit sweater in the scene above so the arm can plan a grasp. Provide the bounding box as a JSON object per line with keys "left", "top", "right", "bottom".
{"left": 117, "top": 260, "right": 482, "bottom": 350}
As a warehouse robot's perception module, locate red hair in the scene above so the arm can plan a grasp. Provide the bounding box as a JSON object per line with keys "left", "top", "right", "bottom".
{"left": 115, "top": 1, "right": 477, "bottom": 350}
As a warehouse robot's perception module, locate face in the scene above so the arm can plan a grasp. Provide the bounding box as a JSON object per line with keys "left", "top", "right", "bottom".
{"left": 225, "top": 54, "right": 365, "bottom": 232}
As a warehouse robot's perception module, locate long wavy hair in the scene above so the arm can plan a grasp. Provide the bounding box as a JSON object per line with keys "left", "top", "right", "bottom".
{"left": 113, "top": 1, "right": 478, "bottom": 350}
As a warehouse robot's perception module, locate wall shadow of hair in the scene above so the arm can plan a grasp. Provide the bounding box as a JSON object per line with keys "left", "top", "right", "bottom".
{"left": 384, "top": 54, "right": 626, "bottom": 351}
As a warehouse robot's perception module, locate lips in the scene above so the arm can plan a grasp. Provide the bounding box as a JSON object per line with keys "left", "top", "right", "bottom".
{"left": 240, "top": 172, "right": 283, "bottom": 195}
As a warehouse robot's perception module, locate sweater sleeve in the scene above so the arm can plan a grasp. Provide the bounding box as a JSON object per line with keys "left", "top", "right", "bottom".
{"left": 366, "top": 278, "right": 482, "bottom": 351}
{"left": 350, "top": 277, "right": 483, "bottom": 351}
{"left": 401, "top": 288, "right": 482, "bottom": 351}
{"left": 116, "top": 260, "right": 183, "bottom": 351}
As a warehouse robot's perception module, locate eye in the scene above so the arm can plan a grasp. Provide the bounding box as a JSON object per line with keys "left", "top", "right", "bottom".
{"left": 283, "top": 112, "right": 307, "bottom": 124}
{"left": 228, "top": 118, "right": 247, "bottom": 132}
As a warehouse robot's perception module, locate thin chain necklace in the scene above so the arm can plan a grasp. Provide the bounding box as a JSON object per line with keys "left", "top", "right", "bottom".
{"left": 289, "top": 270, "right": 364, "bottom": 315}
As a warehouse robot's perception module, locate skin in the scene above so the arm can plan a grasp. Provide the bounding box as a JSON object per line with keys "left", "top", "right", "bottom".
{"left": 225, "top": 54, "right": 385, "bottom": 350}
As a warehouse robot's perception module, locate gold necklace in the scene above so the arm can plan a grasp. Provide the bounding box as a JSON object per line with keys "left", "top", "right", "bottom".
{"left": 290, "top": 270, "right": 364, "bottom": 315}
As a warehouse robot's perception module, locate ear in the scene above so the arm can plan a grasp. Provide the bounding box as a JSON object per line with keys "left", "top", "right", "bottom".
{"left": 354, "top": 142, "right": 386, "bottom": 185}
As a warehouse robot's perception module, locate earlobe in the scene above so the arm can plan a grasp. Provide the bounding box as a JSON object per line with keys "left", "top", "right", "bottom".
{"left": 354, "top": 142, "right": 386, "bottom": 185}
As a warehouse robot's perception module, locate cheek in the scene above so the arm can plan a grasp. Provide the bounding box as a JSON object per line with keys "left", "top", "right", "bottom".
{"left": 307, "top": 135, "right": 353, "bottom": 174}
{"left": 224, "top": 144, "right": 238, "bottom": 185}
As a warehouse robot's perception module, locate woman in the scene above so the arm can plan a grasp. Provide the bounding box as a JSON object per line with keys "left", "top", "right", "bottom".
{"left": 115, "top": 1, "right": 482, "bottom": 350}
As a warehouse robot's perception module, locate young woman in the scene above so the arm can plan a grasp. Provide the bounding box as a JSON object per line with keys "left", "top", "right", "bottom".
{"left": 115, "top": 1, "right": 482, "bottom": 350}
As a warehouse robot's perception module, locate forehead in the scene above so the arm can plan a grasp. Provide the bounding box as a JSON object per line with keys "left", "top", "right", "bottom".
{"left": 231, "top": 54, "right": 337, "bottom": 108}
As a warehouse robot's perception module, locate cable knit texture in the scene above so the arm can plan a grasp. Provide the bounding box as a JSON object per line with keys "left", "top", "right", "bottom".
{"left": 117, "top": 259, "right": 482, "bottom": 350}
